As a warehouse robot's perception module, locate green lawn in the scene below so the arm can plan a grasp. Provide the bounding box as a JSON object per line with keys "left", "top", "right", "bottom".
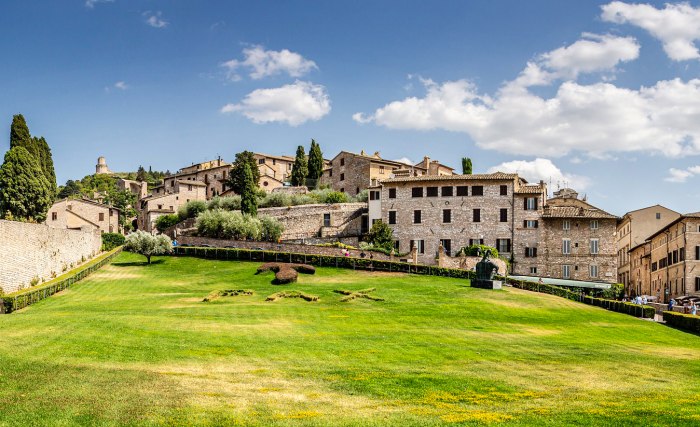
{"left": 1, "top": 252, "right": 699, "bottom": 426}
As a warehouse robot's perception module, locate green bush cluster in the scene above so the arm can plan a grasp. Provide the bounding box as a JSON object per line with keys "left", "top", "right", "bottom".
{"left": 456, "top": 244, "right": 499, "bottom": 258}
{"left": 583, "top": 296, "right": 655, "bottom": 318}
{"left": 663, "top": 311, "right": 700, "bottom": 333}
{"left": 207, "top": 196, "right": 242, "bottom": 211}
{"left": 1, "top": 248, "right": 123, "bottom": 313}
{"left": 505, "top": 278, "right": 582, "bottom": 302}
{"left": 195, "top": 210, "right": 283, "bottom": 242}
{"left": 178, "top": 200, "right": 207, "bottom": 221}
{"left": 155, "top": 214, "right": 180, "bottom": 233}
{"left": 101, "top": 233, "right": 125, "bottom": 251}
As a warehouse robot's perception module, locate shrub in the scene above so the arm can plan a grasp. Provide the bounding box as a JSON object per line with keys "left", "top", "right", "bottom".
{"left": 456, "top": 244, "right": 499, "bottom": 258}
{"left": 664, "top": 311, "right": 700, "bottom": 333}
{"left": 273, "top": 268, "right": 298, "bottom": 284}
{"left": 353, "top": 189, "right": 368, "bottom": 202}
{"left": 260, "top": 215, "right": 283, "bottom": 242}
{"left": 207, "top": 196, "right": 242, "bottom": 211}
{"left": 124, "top": 230, "right": 172, "bottom": 264}
{"left": 601, "top": 283, "right": 624, "bottom": 300}
{"left": 259, "top": 193, "right": 292, "bottom": 208}
{"left": 155, "top": 214, "right": 180, "bottom": 233}
{"left": 366, "top": 220, "right": 394, "bottom": 251}
{"left": 101, "top": 232, "right": 125, "bottom": 251}
{"left": 290, "top": 194, "right": 316, "bottom": 206}
{"left": 196, "top": 210, "right": 283, "bottom": 242}
{"left": 178, "top": 200, "right": 207, "bottom": 221}
{"left": 322, "top": 191, "right": 349, "bottom": 204}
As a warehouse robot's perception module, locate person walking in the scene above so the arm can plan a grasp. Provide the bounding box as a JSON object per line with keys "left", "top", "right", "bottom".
{"left": 691, "top": 301, "right": 697, "bottom": 316}
{"left": 668, "top": 298, "right": 676, "bottom": 311}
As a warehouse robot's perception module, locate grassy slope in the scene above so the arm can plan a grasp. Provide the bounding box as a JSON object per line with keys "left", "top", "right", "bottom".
{"left": 0, "top": 252, "right": 699, "bottom": 426}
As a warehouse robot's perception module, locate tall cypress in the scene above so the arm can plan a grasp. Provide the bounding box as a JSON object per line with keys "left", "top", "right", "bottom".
{"left": 290, "top": 145, "right": 308, "bottom": 187}
{"left": 462, "top": 157, "right": 473, "bottom": 175}
{"left": 227, "top": 151, "right": 260, "bottom": 194}
{"left": 240, "top": 162, "right": 257, "bottom": 216}
{"left": 307, "top": 139, "right": 324, "bottom": 188}
{"left": 10, "top": 114, "right": 31, "bottom": 150}
{"left": 0, "top": 146, "right": 53, "bottom": 221}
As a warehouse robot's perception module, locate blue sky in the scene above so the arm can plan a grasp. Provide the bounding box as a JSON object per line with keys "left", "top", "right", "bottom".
{"left": 2, "top": 1, "right": 700, "bottom": 216}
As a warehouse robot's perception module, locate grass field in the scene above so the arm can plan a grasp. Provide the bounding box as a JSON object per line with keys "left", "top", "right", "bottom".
{"left": 1, "top": 252, "right": 700, "bottom": 426}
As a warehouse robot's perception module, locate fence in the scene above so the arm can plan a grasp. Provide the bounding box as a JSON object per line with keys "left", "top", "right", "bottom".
{"left": 1, "top": 247, "right": 123, "bottom": 314}
{"left": 172, "top": 246, "right": 475, "bottom": 280}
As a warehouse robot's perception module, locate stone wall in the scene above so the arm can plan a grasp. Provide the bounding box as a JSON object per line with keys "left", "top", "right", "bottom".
{"left": 0, "top": 220, "right": 102, "bottom": 294}
{"left": 438, "top": 253, "right": 508, "bottom": 275}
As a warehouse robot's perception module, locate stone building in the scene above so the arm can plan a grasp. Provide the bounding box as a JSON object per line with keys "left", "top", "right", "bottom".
{"left": 320, "top": 150, "right": 453, "bottom": 197}
{"left": 538, "top": 189, "right": 618, "bottom": 283}
{"left": 616, "top": 205, "right": 679, "bottom": 294}
{"left": 159, "top": 158, "right": 231, "bottom": 200}
{"left": 95, "top": 156, "right": 111, "bottom": 175}
{"left": 628, "top": 241, "right": 652, "bottom": 298}
{"left": 138, "top": 180, "right": 207, "bottom": 232}
{"left": 369, "top": 172, "right": 547, "bottom": 268}
{"left": 646, "top": 213, "right": 700, "bottom": 303}
{"left": 116, "top": 178, "right": 148, "bottom": 200}
{"left": 46, "top": 198, "right": 122, "bottom": 234}
{"left": 254, "top": 153, "right": 295, "bottom": 188}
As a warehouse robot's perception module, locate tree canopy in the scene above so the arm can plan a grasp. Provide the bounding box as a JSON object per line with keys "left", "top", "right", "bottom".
{"left": 306, "top": 139, "right": 324, "bottom": 188}
{"left": 227, "top": 151, "right": 260, "bottom": 195}
{"left": 366, "top": 220, "right": 394, "bottom": 251}
{"left": 124, "top": 231, "right": 172, "bottom": 264}
{"left": 462, "top": 157, "right": 473, "bottom": 175}
{"left": 240, "top": 162, "right": 258, "bottom": 216}
{"left": 0, "top": 146, "right": 53, "bottom": 222}
{"left": 290, "top": 145, "right": 308, "bottom": 187}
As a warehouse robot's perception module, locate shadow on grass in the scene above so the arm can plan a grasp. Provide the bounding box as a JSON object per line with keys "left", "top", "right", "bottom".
{"left": 112, "top": 260, "right": 165, "bottom": 267}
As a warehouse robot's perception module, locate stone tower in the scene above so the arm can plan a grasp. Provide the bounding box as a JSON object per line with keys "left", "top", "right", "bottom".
{"left": 95, "top": 156, "right": 111, "bottom": 175}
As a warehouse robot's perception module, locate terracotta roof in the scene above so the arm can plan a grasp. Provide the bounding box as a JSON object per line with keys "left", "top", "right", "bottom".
{"left": 382, "top": 172, "right": 519, "bottom": 184}
{"left": 515, "top": 185, "right": 545, "bottom": 194}
{"left": 255, "top": 153, "right": 295, "bottom": 162}
{"left": 542, "top": 206, "right": 618, "bottom": 219}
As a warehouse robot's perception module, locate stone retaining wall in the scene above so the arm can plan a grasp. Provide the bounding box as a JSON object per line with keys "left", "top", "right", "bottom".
{"left": 0, "top": 220, "right": 102, "bottom": 294}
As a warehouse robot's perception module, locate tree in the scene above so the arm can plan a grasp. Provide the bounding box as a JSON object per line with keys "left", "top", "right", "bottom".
{"left": 227, "top": 151, "right": 260, "bottom": 195}
{"left": 9, "top": 115, "right": 56, "bottom": 199}
{"left": 10, "top": 114, "right": 31, "bottom": 150}
{"left": 124, "top": 230, "right": 172, "bottom": 264}
{"left": 0, "top": 146, "right": 53, "bottom": 222}
{"left": 34, "top": 137, "right": 56, "bottom": 199}
{"left": 57, "top": 179, "right": 82, "bottom": 199}
{"left": 290, "top": 145, "right": 308, "bottom": 187}
{"left": 136, "top": 166, "right": 147, "bottom": 182}
{"left": 155, "top": 214, "right": 180, "bottom": 233}
{"left": 366, "top": 220, "right": 394, "bottom": 250}
{"left": 462, "top": 157, "right": 473, "bottom": 175}
{"left": 240, "top": 162, "right": 258, "bottom": 216}
{"left": 306, "top": 139, "right": 324, "bottom": 188}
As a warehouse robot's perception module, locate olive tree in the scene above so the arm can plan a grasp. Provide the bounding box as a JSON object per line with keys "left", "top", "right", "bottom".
{"left": 124, "top": 230, "right": 172, "bottom": 264}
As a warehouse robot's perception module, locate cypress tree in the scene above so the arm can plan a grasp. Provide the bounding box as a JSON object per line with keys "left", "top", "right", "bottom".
{"left": 136, "top": 166, "right": 147, "bottom": 182}
{"left": 227, "top": 151, "right": 260, "bottom": 194}
{"left": 240, "top": 162, "right": 257, "bottom": 216}
{"left": 0, "top": 146, "right": 53, "bottom": 222}
{"left": 307, "top": 139, "right": 324, "bottom": 188}
{"left": 34, "top": 136, "right": 56, "bottom": 199}
{"left": 462, "top": 157, "right": 473, "bottom": 175}
{"left": 290, "top": 145, "right": 308, "bottom": 187}
{"left": 10, "top": 114, "right": 31, "bottom": 151}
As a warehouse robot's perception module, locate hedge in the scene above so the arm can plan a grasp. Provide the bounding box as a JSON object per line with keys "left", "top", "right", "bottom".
{"left": 1, "top": 247, "right": 123, "bottom": 314}
{"left": 504, "top": 277, "right": 583, "bottom": 302}
{"left": 582, "top": 296, "right": 655, "bottom": 319}
{"left": 663, "top": 311, "right": 700, "bottom": 333}
{"left": 172, "top": 246, "right": 476, "bottom": 280}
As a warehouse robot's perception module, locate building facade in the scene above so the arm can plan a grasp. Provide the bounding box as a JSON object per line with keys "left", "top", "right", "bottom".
{"left": 46, "top": 198, "right": 121, "bottom": 234}
{"left": 138, "top": 180, "right": 207, "bottom": 232}
{"left": 159, "top": 158, "right": 231, "bottom": 200}
{"left": 616, "top": 205, "right": 680, "bottom": 295}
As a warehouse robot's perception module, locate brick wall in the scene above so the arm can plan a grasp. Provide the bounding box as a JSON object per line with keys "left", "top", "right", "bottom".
{"left": 0, "top": 220, "right": 102, "bottom": 294}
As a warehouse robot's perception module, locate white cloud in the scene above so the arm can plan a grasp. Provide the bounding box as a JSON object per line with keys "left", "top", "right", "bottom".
{"left": 144, "top": 11, "right": 168, "bottom": 29}
{"left": 85, "top": 0, "right": 113, "bottom": 8}
{"left": 222, "top": 45, "right": 317, "bottom": 81}
{"left": 354, "top": 31, "right": 700, "bottom": 159}
{"left": 394, "top": 157, "right": 414, "bottom": 165}
{"left": 488, "top": 158, "right": 590, "bottom": 190}
{"left": 664, "top": 165, "right": 700, "bottom": 183}
{"left": 114, "top": 81, "right": 128, "bottom": 90}
{"left": 602, "top": 1, "right": 700, "bottom": 61}
{"left": 221, "top": 80, "right": 330, "bottom": 126}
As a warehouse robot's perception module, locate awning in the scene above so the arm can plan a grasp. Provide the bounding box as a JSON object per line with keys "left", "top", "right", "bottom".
{"left": 508, "top": 275, "right": 612, "bottom": 290}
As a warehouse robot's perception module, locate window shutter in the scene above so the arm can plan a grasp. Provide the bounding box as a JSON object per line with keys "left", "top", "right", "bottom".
{"left": 523, "top": 220, "right": 527, "bottom": 228}
{"left": 534, "top": 198, "right": 538, "bottom": 210}
{"left": 533, "top": 247, "right": 537, "bottom": 257}
{"left": 523, "top": 198, "right": 528, "bottom": 210}
{"left": 535, "top": 220, "right": 539, "bottom": 228}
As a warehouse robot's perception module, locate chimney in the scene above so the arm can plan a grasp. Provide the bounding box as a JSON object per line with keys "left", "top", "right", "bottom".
{"left": 374, "top": 151, "right": 381, "bottom": 158}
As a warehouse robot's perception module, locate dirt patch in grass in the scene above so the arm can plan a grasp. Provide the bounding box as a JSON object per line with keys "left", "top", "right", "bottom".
{"left": 203, "top": 289, "right": 254, "bottom": 302}
{"left": 266, "top": 291, "right": 319, "bottom": 302}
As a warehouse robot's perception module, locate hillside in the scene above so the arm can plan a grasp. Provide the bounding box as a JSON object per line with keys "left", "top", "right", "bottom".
{"left": 0, "top": 254, "right": 698, "bottom": 426}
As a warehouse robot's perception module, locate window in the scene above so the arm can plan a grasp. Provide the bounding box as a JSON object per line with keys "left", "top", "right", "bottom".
{"left": 680, "top": 247, "right": 685, "bottom": 261}
{"left": 524, "top": 220, "right": 538, "bottom": 229}
{"left": 500, "top": 208, "right": 508, "bottom": 222}
{"left": 389, "top": 188, "right": 396, "bottom": 199}
{"left": 456, "top": 186, "right": 468, "bottom": 196}
{"left": 472, "top": 185, "right": 483, "bottom": 196}
{"left": 562, "top": 238, "right": 571, "bottom": 255}
{"left": 426, "top": 187, "right": 438, "bottom": 197}
{"left": 340, "top": 188, "right": 344, "bottom": 193}
{"left": 590, "top": 220, "right": 599, "bottom": 230}
{"left": 696, "top": 277, "right": 700, "bottom": 292}
{"left": 496, "top": 239, "right": 511, "bottom": 253}
{"left": 258, "top": 158, "right": 265, "bottom": 164}
{"left": 369, "top": 190, "right": 380, "bottom": 200}
{"left": 562, "top": 265, "right": 571, "bottom": 279}
{"left": 340, "top": 173, "right": 345, "bottom": 181}
{"left": 656, "top": 212, "right": 661, "bottom": 220}
{"left": 530, "top": 267, "right": 538, "bottom": 275}
{"left": 414, "top": 210, "right": 422, "bottom": 224}
{"left": 469, "top": 238, "right": 484, "bottom": 246}
{"left": 590, "top": 265, "right": 599, "bottom": 278}
{"left": 356, "top": 187, "right": 360, "bottom": 194}
{"left": 440, "top": 239, "right": 452, "bottom": 256}
{"left": 696, "top": 246, "right": 700, "bottom": 260}
{"left": 563, "top": 220, "right": 571, "bottom": 231}
{"left": 524, "top": 197, "right": 538, "bottom": 210}
{"left": 340, "top": 158, "right": 345, "bottom": 166}
{"left": 379, "top": 165, "right": 385, "bottom": 174}
{"left": 443, "top": 209, "right": 451, "bottom": 223}
{"left": 590, "top": 239, "right": 599, "bottom": 255}
{"left": 272, "top": 159, "right": 276, "bottom": 165}
{"left": 500, "top": 185, "right": 508, "bottom": 195}
{"left": 98, "top": 212, "right": 104, "bottom": 221}
{"left": 525, "top": 247, "right": 538, "bottom": 258}
{"left": 410, "top": 240, "right": 425, "bottom": 254}
{"left": 412, "top": 187, "right": 423, "bottom": 198}
{"left": 51, "top": 212, "right": 57, "bottom": 221}
{"left": 323, "top": 213, "right": 331, "bottom": 227}
{"left": 329, "top": 169, "right": 333, "bottom": 177}
{"left": 473, "top": 209, "right": 481, "bottom": 222}
{"left": 388, "top": 211, "right": 397, "bottom": 224}
{"left": 441, "top": 186, "right": 453, "bottom": 197}
{"left": 394, "top": 240, "right": 400, "bottom": 251}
